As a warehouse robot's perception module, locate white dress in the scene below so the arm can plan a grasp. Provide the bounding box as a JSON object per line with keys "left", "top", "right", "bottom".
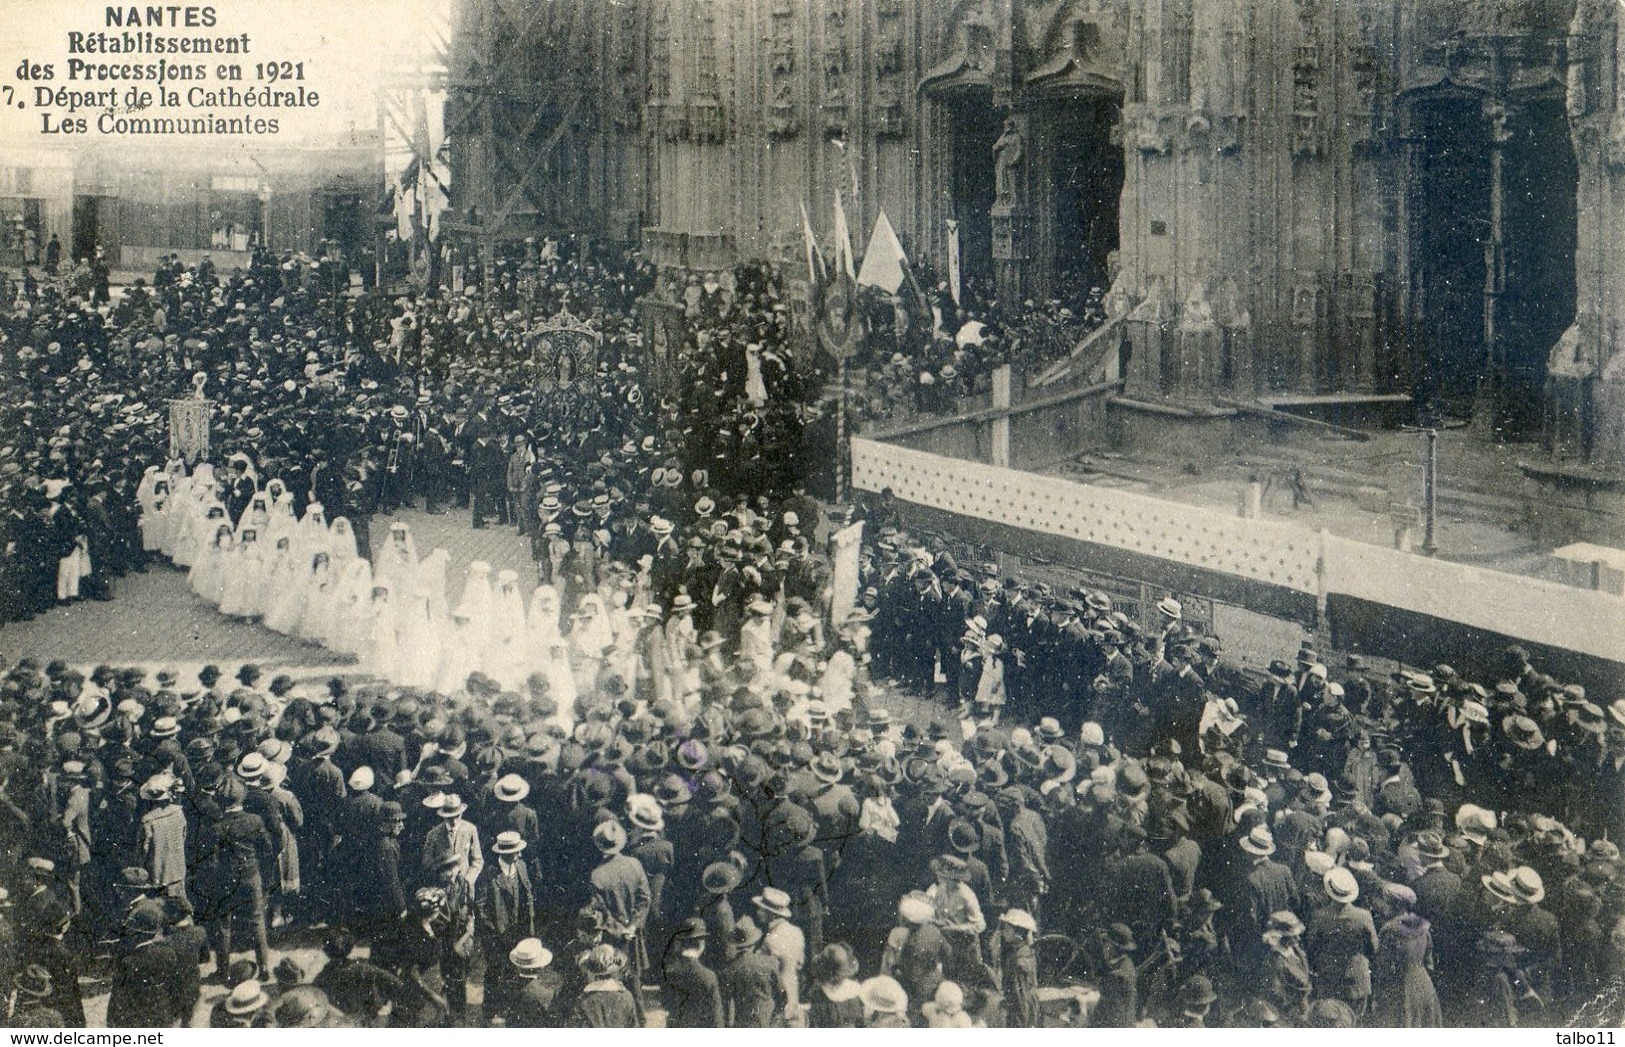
{"left": 173, "top": 463, "right": 218, "bottom": 567}
{"left": 218, "top": 534, "right": 266, "bottom": 618}
{"left": 261, "top": 541, "right": 309, "bottom": 635}
{"left": 190, "top": 524, "right": 235, "bottom": 604}
{"left": 136, "top": 467, "right": 164, "bottom": 552}
{"left": 416, "top": 549, "right": 452, "bottom": 622}
{"left": 296, "top": 554, "right": 341, "bottom": 645}
{"left": 296, "top": 503, "right": 331, "bottom": 564}
{"left": 328, "top": 517, "right": 360, "bottom": 568}
{"left": 526, "top": 585, "right": 578, "bottom": 724}
{"left": 489, "top": 570, "right": 529, "bottom": 691}
{"left": 330, "top": 559, "right": 375, "bottom": 656}
{"left": 454, "top": 560, "right": 497, "bottom": 670}
{"left": 264, "top": 492, "right": 299, "bottom": 554}
{"left": 362, "top": 584, "right": 401, "bottom": 680}
{"left": 155, "top": 460, "right": 190, "bottom": 558}
{"left": 374, "top": 523, "right": 419, "bottom": 591}
{"left": 570, "top": 594, "right": 615, "bottom": 694}
{"left": 434, "top": 614, "right": 483, "bottom": 696}
{"left": 236, "top": 493, "right": 271, "bottom": 539}
{"left": 395, "top": 586, "right": 444, "bottom": 690}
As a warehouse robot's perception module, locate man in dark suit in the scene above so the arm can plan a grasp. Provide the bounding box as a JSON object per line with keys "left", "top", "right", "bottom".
{"left": 105, "top": 906, "right": 176, "bottom": 1028}
{"left": 22, "top": 900, "right": 85, "bottom": 1027}
{"left": 477, "top": 832, "right": 537, "bottom": 1020}
{"left": 1240, "top": 825, "right": 1298, "bottom": 960}
{"left": 346, "top": 708, "right": 407, "bottom": 783}
{"left": 662, "top": 918, "right": 724, "bottom": 1028}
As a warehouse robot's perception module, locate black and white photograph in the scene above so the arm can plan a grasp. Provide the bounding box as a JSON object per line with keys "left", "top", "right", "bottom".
{"left": 0, "top": 0, "right": 1620, "bottom": 1033}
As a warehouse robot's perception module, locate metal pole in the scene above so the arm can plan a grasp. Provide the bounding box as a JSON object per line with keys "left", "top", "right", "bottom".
{"left": 835, "top": 354, "right": 848, "bottom": 505}
{"left": 1421, "top": 427, "right": 1438, "bottom": 556}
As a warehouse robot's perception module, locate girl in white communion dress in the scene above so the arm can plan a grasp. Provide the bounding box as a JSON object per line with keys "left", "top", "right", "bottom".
{"left": 296, "top": 551, "right": 341, "bottom": 645}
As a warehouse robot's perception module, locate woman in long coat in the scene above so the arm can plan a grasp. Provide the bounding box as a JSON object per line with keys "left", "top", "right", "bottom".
{"left": 1372, "top": 889, "right": 1443, "bottom": 1027}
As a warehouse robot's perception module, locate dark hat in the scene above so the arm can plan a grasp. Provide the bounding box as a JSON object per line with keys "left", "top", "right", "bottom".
{"left": 1413, "top": 830, "right": 1450, "bottom": 861}
{"left": 1104, "top": 923, "right": 1137, "bottom": 951}
{"left": 730, "top": 915, "right": 764, "bottom": 950}
{"left": 15, "top": 963, "right": 52, "bottom": 1000}
{"left": 947, "top": 817, "right": 981, "bottom": 854}
{"left": 1179, "top": 975, "right": 1218, "bottom": 1008}
{"left": 702, "top": 860, "right": 742, "bottom": 895}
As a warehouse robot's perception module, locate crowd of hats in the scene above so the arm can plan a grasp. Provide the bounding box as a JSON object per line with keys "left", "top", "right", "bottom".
{"left": 1, "top": 607, "right": 1621, "bottom": 1027}
{"left": 853, "top": 279, "right": 1110, "bottom": 426}
{"left": 4, "top": 253, "right": 1625, "bottom": 1027}
{"left": 0, "top": 244, "right": 673, "bottom": 631}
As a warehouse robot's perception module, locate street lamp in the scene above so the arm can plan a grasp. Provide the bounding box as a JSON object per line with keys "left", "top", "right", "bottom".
{"left": 258, "top": 183, "right": 272, "bottom": 250}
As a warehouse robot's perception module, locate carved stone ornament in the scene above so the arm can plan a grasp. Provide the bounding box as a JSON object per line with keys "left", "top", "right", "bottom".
{"left": 1457, "top": 0, "right": 1534, "bottom": 38}
{"left": 874, "top": 82, "right": 907, "bottom": 138}
{"left": 1128, "top": 105, "right": 1172, "bottom": 154}
{"left": 658, "top": 102, "right": 690, "bottom": 142}
{"left": 1104, "top": 267, "right": 1140, "bottom": 320}
{"left": 1129, "top": 276, "right": 1175, "bottom": 324}
{"left": 768, "top": 83, "right": 801, "bottom": 139}
{"left": 1178, "top": 277, "right": 1219, "bottom": 334}
{"left": 1212, "top": 276, "right": 1251, "bottom": 331}
{"left": 1483, "top": 99, "right": 1513, "bottom": 145}
{"left": 822, "top": 85, "right": 848, "bottom": 138}
{"left": 1291, "top": 279, "right": 1319, "bottom": 327}
{"left": 1345, "top": 272, "right": 1376, "bottom": 320}
{"left": 1607, "top": 117, "right": 1625, "bottom": 168}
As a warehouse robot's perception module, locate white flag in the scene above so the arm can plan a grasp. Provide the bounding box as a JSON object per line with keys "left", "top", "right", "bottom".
{"left": 799, "top": 201, "right": 822, "bottom": 285}
{"left": 857, "top": 210, "right": 908, "bottom": 295}
{"left": 832, "top": 192, "right": 857, "bottom": 281}
{"left": 946, "top": 219, "right": 962, "bottom": 306}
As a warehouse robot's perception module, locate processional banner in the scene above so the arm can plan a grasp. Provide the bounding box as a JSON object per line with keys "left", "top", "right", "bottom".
{"left": 168, "top": 398, "right": 213, "bottom": 464}
{"left": 829, "top": 520, "right": 865, "bottom": 627}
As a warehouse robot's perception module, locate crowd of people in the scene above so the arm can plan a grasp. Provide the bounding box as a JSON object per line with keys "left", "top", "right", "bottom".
{"left": 0, "top": 250, "right": 1621, "bottom": 1030}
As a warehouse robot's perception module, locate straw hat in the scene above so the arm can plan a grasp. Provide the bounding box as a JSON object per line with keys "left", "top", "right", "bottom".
{"left": 752, "top": 887, "right": 793, "bottom": 920}
{"left": 1323, "top": 867, "right": 1360, "bottom": 904}
{"left": 859, "top": 975, "right": 908, "bottom": 1016}
{"left": 509, "top": 938, "right": 553, "bottom": 971}
{"left": 1239, "top": 825, "right": 1277, "bottom": 856}
{"left": 493, "top": 773, "right": 530, "bottom": 803}
{"left": 224, "top": 980, "right": 269, "bottom": 1016}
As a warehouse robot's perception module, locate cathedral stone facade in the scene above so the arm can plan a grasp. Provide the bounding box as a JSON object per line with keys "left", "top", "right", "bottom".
{"left": 450, "top": 0, "right": 1625, "bottom": 463}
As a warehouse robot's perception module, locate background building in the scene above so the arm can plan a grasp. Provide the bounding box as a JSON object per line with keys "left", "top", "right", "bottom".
{"left": 448, "top": 0, "right": 1625, "bottom": 470}
{"left": 69, "top": 140, "right": 384, "bottom": 272}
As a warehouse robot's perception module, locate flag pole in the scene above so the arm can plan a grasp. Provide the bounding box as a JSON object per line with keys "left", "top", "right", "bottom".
{"left": 836, "top": 352, "right": 848, "bottom": 506}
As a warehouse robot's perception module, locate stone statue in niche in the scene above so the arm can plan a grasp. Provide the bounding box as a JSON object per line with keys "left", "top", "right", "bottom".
{"left": 1483, "top": 99, "right": 1513, "bottom": 144}
{"left": 771, "top": 35, "right": 795, "bottom": 75}
{"left": 1349, "top": 272, "right": 1376, "bottom": 319}
{"left": 1291, "top": 280, "right": 1318, "bottom": 326}
{"left": 693, "top": 101, "right": 726, "bottom": 143}
{"left": 768, "top": 82, "right": 801, "bottom": 138}
{"left": 876, "top": 24, "right": 905, "bottom": 76}
{"left": 823, "top": 84, "right": 848, "bottom": 137}
{"left": 1185, "top": 88, "right": 1212, "bottom": 140}
{"left": 1129, "top": 276, "right": 1175, "bottom": 323}
{"left": 993, "top": 117, "right": 1024, "bottom": 205}
{"left": 1103, "top": 268, "right": 1138, "bottom": 319}
{"left": 1212, "top": 276, "right": 1251, "bottom": 330}
{"left": 1179, "top": 279, "right": 1217, "bottom": 333}
{"left": 874, "top": 82, "right": 906, "bottom": 137}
